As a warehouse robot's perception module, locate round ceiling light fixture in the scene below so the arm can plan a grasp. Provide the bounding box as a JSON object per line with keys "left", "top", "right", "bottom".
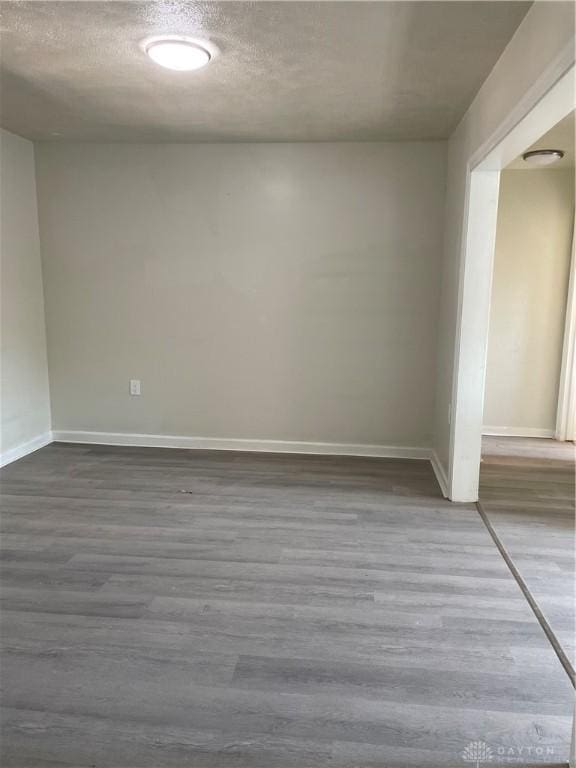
{"left": 143, "top": 36, "right": 213, "bottom": 71}
{"left": 522, "top": 149, "right": 564, "bottom": 167}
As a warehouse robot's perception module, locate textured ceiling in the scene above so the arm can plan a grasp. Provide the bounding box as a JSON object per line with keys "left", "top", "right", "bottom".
{"left": 0, "top": 1, "right": 531, "bottom": 142}
{"left": 507, "top": 111, "right": 575, "bottom": 170}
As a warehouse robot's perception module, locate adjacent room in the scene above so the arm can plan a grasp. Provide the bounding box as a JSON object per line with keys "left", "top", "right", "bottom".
{"left": 0, "top": 2, "right": 574, "bottom": 766}
{"left": 480, "top": 111, "right": 576, "bottom": 683}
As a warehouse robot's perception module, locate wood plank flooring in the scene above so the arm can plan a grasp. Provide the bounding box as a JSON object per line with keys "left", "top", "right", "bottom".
{"left": 480, "top": 436, "right": 575, "bottom": 673}
{"left": 0, "top": 442, "right": 573, "bottom": 767}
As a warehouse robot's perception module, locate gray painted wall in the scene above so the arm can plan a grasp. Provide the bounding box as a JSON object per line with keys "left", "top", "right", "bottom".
{"left": 0, "top": 129, "right": 51, "bottom": 459}
{"left": 36, "top": 141, "right": 446, "bottom": 447}
{"left": 484, "top": 169, "right": 574, "bottom": 435}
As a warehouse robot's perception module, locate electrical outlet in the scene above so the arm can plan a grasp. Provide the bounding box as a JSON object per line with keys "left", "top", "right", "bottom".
{"left": 129, "top": 379, "right": 141, "bottom": 396}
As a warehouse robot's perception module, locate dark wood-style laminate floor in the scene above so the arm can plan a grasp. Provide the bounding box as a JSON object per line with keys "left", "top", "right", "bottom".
{"left": 0, "top": 442, "right": 573, "bottom": 767}
{"left": 480, "top": 436, "right": 575, "bottom": 672}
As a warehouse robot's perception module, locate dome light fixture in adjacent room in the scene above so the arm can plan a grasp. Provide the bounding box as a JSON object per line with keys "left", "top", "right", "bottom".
{"left": 143, "top": 36, "right": 212, "bottom": 71}
{"left": 522, "top": 149, "right": 564, "bottom": 167}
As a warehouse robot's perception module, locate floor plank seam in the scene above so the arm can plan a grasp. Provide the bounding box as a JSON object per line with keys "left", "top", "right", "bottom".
{"left": 476, "top": 500, "right": 575, "bottom": 687}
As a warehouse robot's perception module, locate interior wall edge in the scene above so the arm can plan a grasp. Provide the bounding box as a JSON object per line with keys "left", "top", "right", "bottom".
{"left": 32, "top": 140, "right": 54, "bottom": 434}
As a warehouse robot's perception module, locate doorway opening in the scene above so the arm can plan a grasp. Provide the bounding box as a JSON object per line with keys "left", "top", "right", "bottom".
{"left": 483, "top": 112, "right": 575, "bottom": 445}
{"left": 448, "top": 62, "right": 574, "bottom": 503}
{"left": 478, "top": 109, "right": 575, "bottom": 679}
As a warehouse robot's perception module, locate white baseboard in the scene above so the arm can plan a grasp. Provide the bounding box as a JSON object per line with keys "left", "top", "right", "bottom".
{"left": 52, "top": 430, "right": 432, "bottom": 461}
{"left": 430, "top": 450, "right": 449, "bottom": 498}
{"left": 3, "top": 429, "right": 450, "bottom": 497}
{"left": 482, "top": 426, "right": 555, "bottom": 439}
{"left": 0, "top": 431, "right": 53, "bottom": 468}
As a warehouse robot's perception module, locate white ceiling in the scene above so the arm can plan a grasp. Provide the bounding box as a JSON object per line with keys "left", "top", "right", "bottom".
{"left": 507, "top": 111, "right": 575, "bottom": 170}
{"left": 0, "top": 1, "right": 531, "bottom": 142}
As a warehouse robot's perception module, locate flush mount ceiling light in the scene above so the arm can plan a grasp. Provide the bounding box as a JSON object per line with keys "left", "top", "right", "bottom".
{"left": 142, "top": 36, "right": 213, "bottom": 71}
{"left": 522, "top": 149, "right": 565, "bottom": 167}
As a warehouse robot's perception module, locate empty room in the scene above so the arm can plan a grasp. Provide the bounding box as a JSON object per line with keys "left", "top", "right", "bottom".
{"left": 0, "top": 2, "right": 574, "bottom": 767}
